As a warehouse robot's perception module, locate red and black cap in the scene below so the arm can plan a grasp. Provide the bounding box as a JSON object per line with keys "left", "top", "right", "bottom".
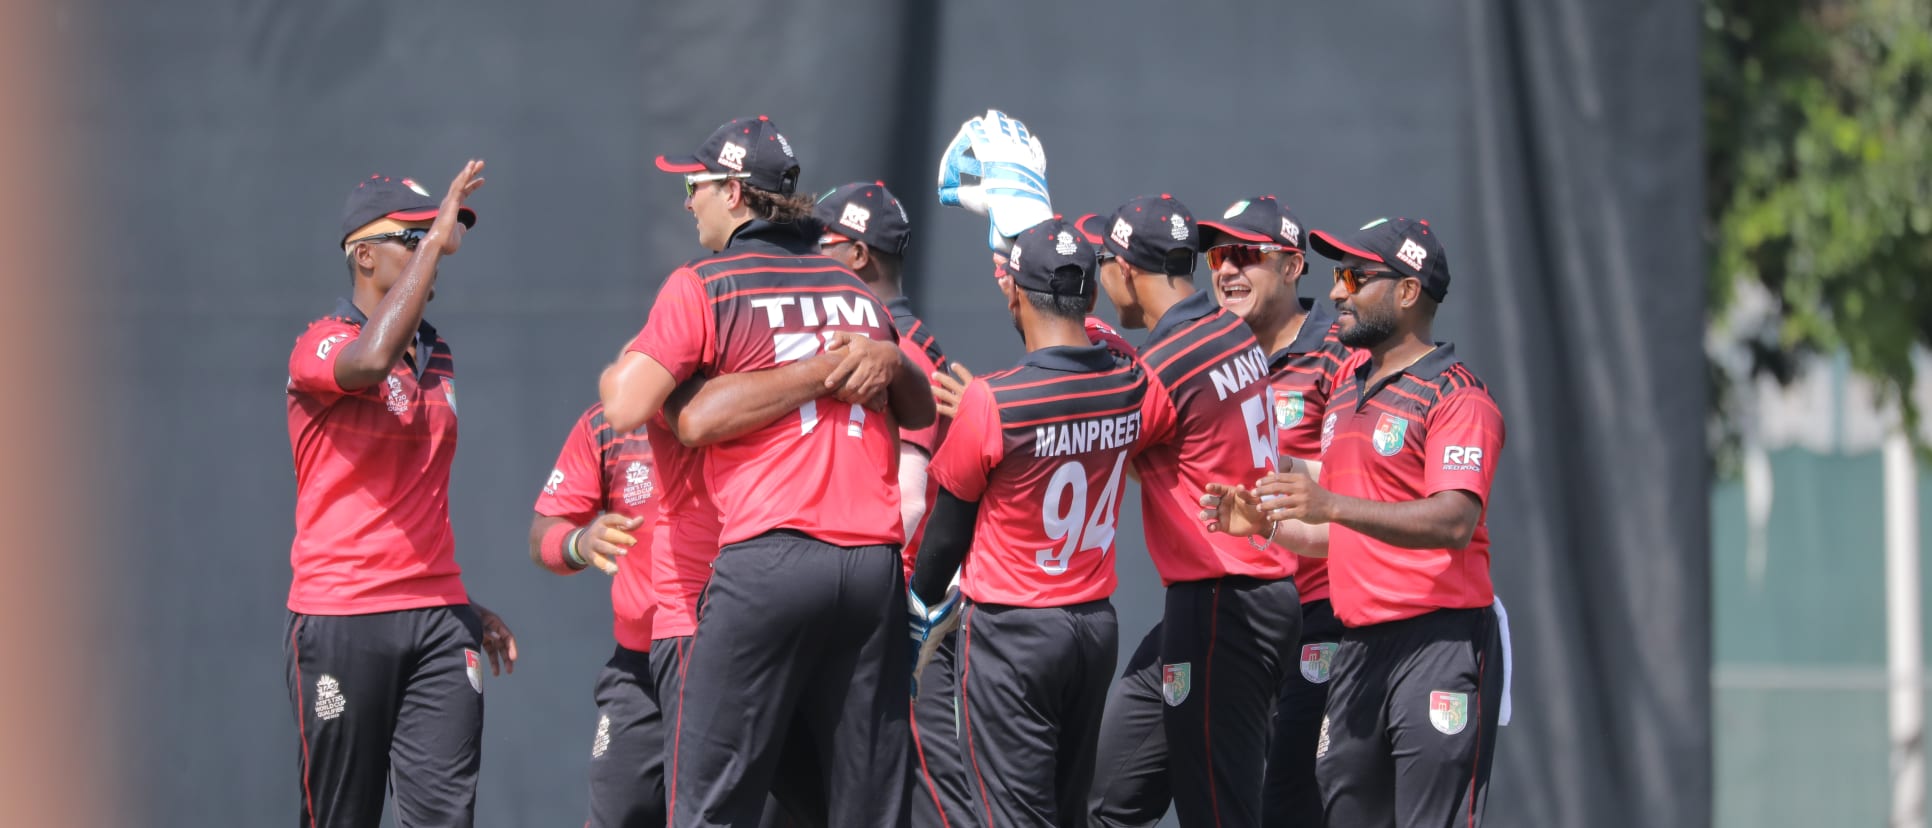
{"left": 1309, "top": 217, "right": 1451, "bottom": 301}
{"left": 1098, "top": 194, "right": 1198, "bottom": 276}
{"left": 1199, "top": 195, "right": 1307, "bottom": 276}
{"left": 1072, "top": 213, "right": 1110, "bottom": 248}
{"left": 339, "top": 174, "right": 475, "bottom": 246}
{"left": 813, "top": 181, "right": 910, "bottom": 257}
{"left": 655, "top": 115, "right": 800, "bottom": 195}
{"left": 1005, "top": 216, "right": 1097, "bottom": 299}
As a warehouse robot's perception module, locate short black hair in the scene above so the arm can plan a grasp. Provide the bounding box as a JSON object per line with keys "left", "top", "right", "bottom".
{"left": 1022, "top": 288, "right": 1087, "bottom": 321}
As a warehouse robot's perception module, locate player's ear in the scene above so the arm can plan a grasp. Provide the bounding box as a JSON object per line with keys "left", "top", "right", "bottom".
{"left": 725, "top": 179, "right": 745, "bottom": 210}
{"left": 851, "top": 241, "right": 872, "bottom": 272}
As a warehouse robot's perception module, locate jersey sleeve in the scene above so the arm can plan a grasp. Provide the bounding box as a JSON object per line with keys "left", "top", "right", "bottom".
{"left": 288, "top": 319, "right": 360, "bottom": 397}
{"left": 1422, "top": 387, "right": 1506, "bottom": 508}
{"left": 1136, "top": 372, "right": 1179, "bottom": 450}
{"left": 927, "top": 380, "right": 1003, "bottom": 502}
{"left": 533, "top": 408, "right": 606, "bottom": 523}
{"left": 625, "top": 268, "right": 711, "bottom": 384}
{"left": 897, "top": 339, "right": 944, "bottom": 454}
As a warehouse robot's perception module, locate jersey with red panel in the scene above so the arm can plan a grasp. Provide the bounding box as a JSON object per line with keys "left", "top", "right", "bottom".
{"left": 643, "top": 417, "right": 722, "bottom": 641}
{"left": 1267, "top": 299, "right": 1353, "bottom": 603}
{"left": 928, "top": 345, "right": 1150, "bottom": 607}
{"left": 627, "top": 220, "right": 904, "bottom": 548}
{"left": 534, "top": 403, "right": 661, "bottom": 651}
{"left": 1134, "top": 291, "right": 1291, "bottom": 584}
{"left": 887, "top": 296, "right": 949, "bottom": 455}
{"left": 285, "top": 298, "right": 467, "bottom": 615}
{"left": 1320, "top": 343, "right": 1504, "bottom": 627}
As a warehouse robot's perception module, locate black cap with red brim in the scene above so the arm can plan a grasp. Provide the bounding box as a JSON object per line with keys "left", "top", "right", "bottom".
{"left": 1198, "top": 195, "right": 1309, "bottom": 276}
{"left": 655, "top": 115, "right": 800, "bottom": 195}
{"left": 339, "top": 174, "right": 475, "bottom": 246}
{"left": 1308, "top": 217, "right": 1451, "bottom": 301}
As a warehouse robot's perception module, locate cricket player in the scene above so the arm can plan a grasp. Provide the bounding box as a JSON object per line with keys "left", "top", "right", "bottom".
{"left": 1199, "top": 195, "right": 1353, "bottom": 825}
{"left": 284, "top": 163, "right": 516, "bottom": 828}
{"left": 908, "top": 218, "right": 1148, "bottom": 827}
{"left": 599, "top": 115, "right": 936, "bottom": 828}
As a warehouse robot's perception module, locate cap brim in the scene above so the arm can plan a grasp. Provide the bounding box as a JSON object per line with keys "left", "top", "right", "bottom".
{"left": 1308, "top": 229, "right": 1381, "bottom": 263}
{"left": 654, "top": 154, "right": 707, "bottom": 174}
{"left": 1073, "top": 213, "right": 1107, "bottom": 245}
{"left": 385, "top": 206, "right": 477, "bottom": 228}
{"left": 1197, "top": 220, "right": 1273, "bottom": 245}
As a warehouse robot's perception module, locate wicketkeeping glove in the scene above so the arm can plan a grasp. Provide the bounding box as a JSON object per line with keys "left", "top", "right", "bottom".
{"left": 908, "top": 586, "right": 962, "bottom": 699}
{"left": 936, "top": 109, "right": 1052, "bottom": 251}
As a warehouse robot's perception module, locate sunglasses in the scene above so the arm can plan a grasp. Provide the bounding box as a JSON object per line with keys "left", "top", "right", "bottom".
{"left": 685, "top": 171, "right": 750, "bottom": 196}
{"left": 1205, "top": 243, "right": 1286, "bottom": 271}
{"left": 347, "top": 227, "right": 430, "bottom": 251}
{"left": 1095, "top": 250, "right": 1116, "bottom": 265}
{"left": 1332, "top": 265, "right": 1406, "bottom": 294}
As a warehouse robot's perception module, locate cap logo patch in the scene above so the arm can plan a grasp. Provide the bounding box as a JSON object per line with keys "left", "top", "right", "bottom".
{"left": 718, "top": 141, "right": 748, "bottom": 171}
{"left": 1008, "top": 243, "right": 1022, "bottom": 271}
{"left": 775, "top": 133, "right": 794, "bottom": 158}
{"left": 402, "top": 178, "right": 430, "bottom": 198}
{"left": 1055, "top": 231, "right": 1077, "bottom": 256}
{"left": 1223, "top": 200, "right": 1251, "bottom": 219}
{"left": 1110, "top": 218, "right": 1134, "bottom": 249}
{"left": 1281, "top": 218, "right": 1301, "bottom": 245}
{"left": 839, "top": 203, "right": 872, "bottom": 234}
{"left": 1396, "top": 238, "right": 1428, "bottom": 270}
{"left": 1169, "top": 213, "right": 1188, "bottom": 241}
{"left": 1360, "top": 217, "right": 1390, "bottom": 230}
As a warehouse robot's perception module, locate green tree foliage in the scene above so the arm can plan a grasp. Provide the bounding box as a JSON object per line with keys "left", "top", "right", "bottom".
{"left": 1705, "top": 0, "right": 1932, "bottom": 460}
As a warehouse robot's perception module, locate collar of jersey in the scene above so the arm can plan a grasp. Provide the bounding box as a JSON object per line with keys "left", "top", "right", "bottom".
{"left": 1019, "top": 343, "right": 1116, "bottom": 374}
{"left": 1350, "top": 341, "right": 1460, "bottom": 397}
{"left": 1145, "top": 289, "right": 1218, "bottom": 344}
{"left": 1269, "top": 297, "right": 1342, "bottom": 368}
{"left": 723, "top": 218, "right": 818, "bottom": 255}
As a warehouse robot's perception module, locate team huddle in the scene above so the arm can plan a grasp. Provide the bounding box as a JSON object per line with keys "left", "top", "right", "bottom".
{"left": 283, "top": 111, "right": 1510, "bottom": 828}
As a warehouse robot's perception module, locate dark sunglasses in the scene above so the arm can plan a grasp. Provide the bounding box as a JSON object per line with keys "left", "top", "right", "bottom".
{"left": 1205, "top": 243, "right": 1285, "bottom": 271}
{"left": 1095, "top": 250, "right": 1116, "bottom": 265}
{"left": 685, "top": 171, "right": 750, "bottom": 196}
{"left": 1332, "top": 265, "right": 1405, "bottom": 294}
{"left": 348, "top": 227, "right": 430, "bottom": 251}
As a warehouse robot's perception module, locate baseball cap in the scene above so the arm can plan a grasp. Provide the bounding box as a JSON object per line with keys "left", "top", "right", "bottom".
{"left": 1198, "top": 195, "right": 1307, "bottom": 275}
{"left": 1308, "top": 217, "right": 1451, "bottom": 301}
{"left": 1004, "top": 216, "right": 1095, "bottom": 298}
{"left": 1098, "top": 194, "right": 1199, "bottom": 276}
{"left": 813, "top": 181, "right": 910, "bottom": 257}
{"left": 339, "top": 174, "right": 475, "bottom": 247}
{"left": 654, "top": 115, "right": 800, "bottom": 195}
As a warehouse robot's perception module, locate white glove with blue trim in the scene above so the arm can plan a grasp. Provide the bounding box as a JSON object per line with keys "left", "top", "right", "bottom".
{"left": 936, "top": 109, "right": 1052, "bottom": 251}
{"left": 908, "top": 586, "right": 962, "bottom": 699}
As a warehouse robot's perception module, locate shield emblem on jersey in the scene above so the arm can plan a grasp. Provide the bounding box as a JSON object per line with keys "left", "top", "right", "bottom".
{"left": 1275, "top": 389, "right": 1305, "bottom": 428}
{"left": 444, "top": 379, "right": 458, "bottom": 417}
{"left": 1372, "top": 412, "right": 1409, "bottom": 456}
{"left": 1162, "top": 663, "right": 1191, "bottom": 707}
{"left": 1429, "top": 690, "right": 1468, "bottom": 735}
{"left": 465, "top": 649, "right": 483, "bottom": 694}
{"left": 1300, "top": 642, "right": 1338, "bottom": 684}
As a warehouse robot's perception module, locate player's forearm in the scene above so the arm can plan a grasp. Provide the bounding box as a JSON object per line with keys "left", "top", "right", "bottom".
{"left": 1326, "top": 491, "right": 1480, "bottom": 550}
{"left": 333, "top": 247, "right": 446, "bottom": 391}
{"left": 530, "top": 514, "right": 588, "bottom": 575}
{"left": 887, "top": 352, "right": 938, "bottom": 430}
{"left": 898, "top": 447, "right": 931, "bottom": 540}
{"left": 664, "top": 355, "right": 841, "bottom": 447}
{"left": 910, "top": 489, "right": 978, "bottom": 605}
{"left": 1271, "top": 519, "right": 1329, "bottom": 558}
{"left": 599, "top": 352, "right": 675, "bottom": 434}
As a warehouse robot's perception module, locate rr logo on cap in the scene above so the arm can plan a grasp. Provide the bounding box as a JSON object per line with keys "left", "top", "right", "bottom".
{"left": 839, "top": 203, "right": 871, "bottom": 233}
{"left": 1110, "top": 218, "right": 1134, "bottom": 249}
{"left": 1281, "top": 218, "right": 1301, "bottom": 246}
{"left": 718, "top": 142, "right": 748, "bottom": 171}
{"left": 1396, "top": 238, "right": 1428, "bottom": 270}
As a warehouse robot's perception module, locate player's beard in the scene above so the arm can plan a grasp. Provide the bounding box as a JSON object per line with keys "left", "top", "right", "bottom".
{"left": 1337, "top": 298, "right": 1398, "bottom": 348}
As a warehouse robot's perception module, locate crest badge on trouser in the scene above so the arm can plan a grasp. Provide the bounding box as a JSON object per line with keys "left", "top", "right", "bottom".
{"left": 465, "top": 649, "right": 483, "bottom": 694}
{"left": 1299, "top": 642, "right": 1338, "bottom": 684}
{"left": 1162, "top": 662, "right": 1191, "bottom": 706}
{"left": 1274, "top": 387, "right": 1304, "bottom": 428}
{"left": 1429, "top": 690, "right": 1468, "bottom": 735}
{"left": 1373, "top": 412, "right": 1410, "bottom": 456}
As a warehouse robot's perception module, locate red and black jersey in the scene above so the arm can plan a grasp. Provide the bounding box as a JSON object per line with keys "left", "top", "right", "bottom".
{"left": 643, "top": 418, "right": 722, "bottom": 641}
{"left": 1321, "top": 343, "right": 1504, "bottom": 627}
{"left": 928, "top": 345, "right": 1150, "bottom": 607}
{"left": 887, "top": 295, "right": 949, "bottom": 455}
{"left": 285, "top": 298, "right": 466, "bottom": 615}
{"left": 533, "top": 403, "right": 660, "bottom": 651}
{"left": 626, "top": 220, "right": 903, "bottom": 548}
{"left": 1267, "top": 298, "right": 1353, "bottom": 603}
{"left": 1133, "top": 291, "right": 1291, "bottom": 585}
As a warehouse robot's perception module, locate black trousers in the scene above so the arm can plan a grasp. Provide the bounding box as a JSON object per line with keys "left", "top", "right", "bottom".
{"left": 1088, "top": 576, "right": 1301, "bottom": 828}
{"left": 956, "top": 599, "right": 1117, "bottom": 828}
{"left": 669, "top": 531, "right": 909, "bottom": 828}
{"left": 1264, "top": 598, "right": 1344, "bottom": 827}
{"left": 285, "top": 605, "right": 484, "bottom": 828}
{"left": 910, "top": 634, "right": 974, "bottom": 828}
{"left": 655, "top": 635, "right": 824, "bottom": 828}
{"left": 1316, "top": 606, "right": 1504, "bottom": 828}
{"left": 586, "top": 645, "right": 665, "bottom": 828}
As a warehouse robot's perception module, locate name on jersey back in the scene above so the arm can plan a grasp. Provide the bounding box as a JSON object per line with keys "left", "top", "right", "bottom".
{"left": 1035, "top": 412, "right": 1141, "bottom": 459}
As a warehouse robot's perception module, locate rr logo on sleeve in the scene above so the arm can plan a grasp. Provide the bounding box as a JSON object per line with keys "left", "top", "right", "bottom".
{"left": 1442, "top": 446, "right": 1483, "bottom": 471}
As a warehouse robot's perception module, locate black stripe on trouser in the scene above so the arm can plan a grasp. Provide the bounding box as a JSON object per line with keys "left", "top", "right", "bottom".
{"left": 1262, "top": 598, "right": 1344, "bottom": 827}
{"left": 1087, "top": 624, "right": 1169, "bottom": 828}
{"left": 668, "top": 532, "right": 910, "bottom": 828}
{"left": 958, "top": 599, "right": 1118, "bottom": 828}
{"left": 586, "top": 645, "right": 665, "bottom": 828}
{"left": 1315, "top": 606, "right": 1504, "bottom": 828}
{"left": 910, "top": 634, "right": 974, "bottom": 828}
{"left": 285, "top": 605, "right": 484, "bottom": 828}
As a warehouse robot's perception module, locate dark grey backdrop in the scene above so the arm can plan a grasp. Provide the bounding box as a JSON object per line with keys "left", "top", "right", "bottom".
{"left": 77, "top": 1, "right": 1706, "bottom": 825}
